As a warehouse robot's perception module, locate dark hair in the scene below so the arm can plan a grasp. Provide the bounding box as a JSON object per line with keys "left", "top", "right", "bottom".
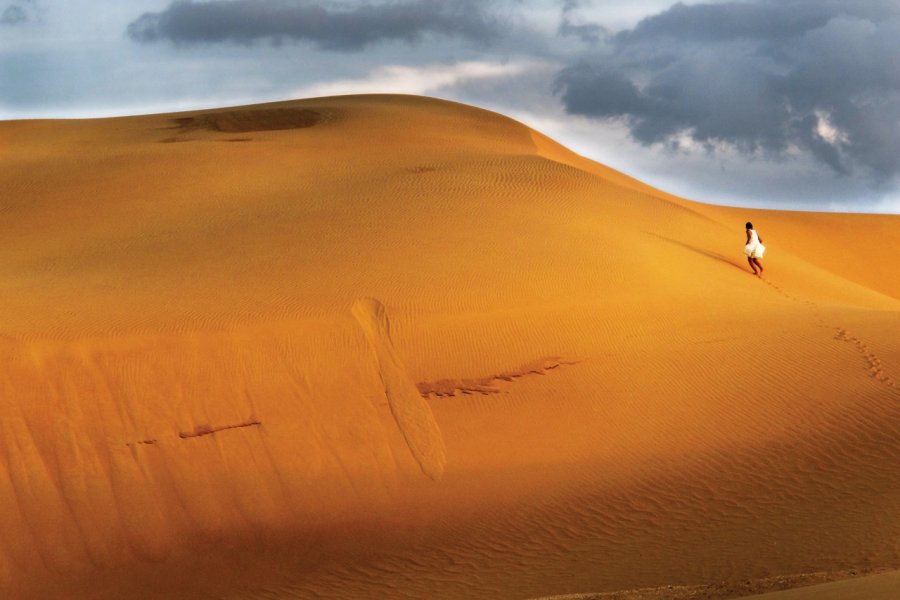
{"left": 745, "top": 222, "right": 753, "bottom": 229}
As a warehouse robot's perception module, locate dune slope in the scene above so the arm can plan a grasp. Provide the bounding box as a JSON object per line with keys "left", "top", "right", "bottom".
{"left": 0, "top": 94, "right": 899, "bottom": 599}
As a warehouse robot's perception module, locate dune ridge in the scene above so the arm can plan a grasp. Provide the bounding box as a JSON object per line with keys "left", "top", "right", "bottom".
{"left": 0, "top": 94, "right": 898, "bottom": 599}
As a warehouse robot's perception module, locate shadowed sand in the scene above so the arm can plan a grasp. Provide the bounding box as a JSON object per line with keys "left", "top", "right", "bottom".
{"left": 0, "top": 95, "right": 898, "bottom": 599}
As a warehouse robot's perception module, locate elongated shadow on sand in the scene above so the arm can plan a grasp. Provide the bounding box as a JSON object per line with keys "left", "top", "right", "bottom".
{"left": 648, "top": 233, "right": 747, "bottom": 273}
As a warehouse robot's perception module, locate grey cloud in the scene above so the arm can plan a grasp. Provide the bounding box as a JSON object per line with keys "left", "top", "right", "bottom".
{"left": 1, "top": 6, "right": 26, "bottom": 25}
{"left": 558, "top": 0, "right": 606, "bottom": 44}
{"left": 618, "top": 0, "right": 900, "bottom": 43}
{"left": 555, "top": 1, "right": 900, "bottom": 184}
{"left": 127, "top": 0, "right": 503, "bottom": 50}
{"left": 1, "top": 0, "right": 36, "bottom": 26}
{"left": 618, "top": 1, "right": 831, "bottom": 43}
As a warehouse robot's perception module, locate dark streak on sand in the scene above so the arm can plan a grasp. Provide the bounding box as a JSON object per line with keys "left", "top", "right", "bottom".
{"left": 178, "top": 420, "right": 262, "bottom": 439}
{"left": 418, "top": 357, "right": 582, "bottom": 398}
{"left": 125, "top": 439, "right": 158, "bottom": 447}
{"left": 170, "top": 108, "right": 324, "bottom": 134}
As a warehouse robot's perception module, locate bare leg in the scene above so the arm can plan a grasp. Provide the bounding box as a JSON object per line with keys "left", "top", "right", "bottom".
{"left": 747, "top": 257, "right": 758, "bottom": 274}
{"left": 752, "top": 258, "right": 764, "bottom": 273}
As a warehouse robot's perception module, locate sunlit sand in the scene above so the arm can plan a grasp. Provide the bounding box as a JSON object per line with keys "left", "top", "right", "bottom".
{"left": 0, "top": 95, "right": 898, "bottom": 599}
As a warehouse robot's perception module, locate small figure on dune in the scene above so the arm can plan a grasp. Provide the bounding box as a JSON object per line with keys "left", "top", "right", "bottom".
{"left": 744, "top": 221, "right": 765, "bottom": 275}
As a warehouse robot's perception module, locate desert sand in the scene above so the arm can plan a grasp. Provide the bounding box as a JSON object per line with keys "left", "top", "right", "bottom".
{"left": 0, "top": 94, "right": 898, "bottom": 599}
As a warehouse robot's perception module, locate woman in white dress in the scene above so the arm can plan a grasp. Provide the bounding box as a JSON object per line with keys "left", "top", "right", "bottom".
{"left": 744, "top": 222, "right": 765, "bottom": 275}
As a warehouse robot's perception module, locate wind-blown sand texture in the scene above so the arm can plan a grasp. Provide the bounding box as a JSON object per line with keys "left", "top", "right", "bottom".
{"left": 0, "top": 94, "right": 898, "bottom": 599}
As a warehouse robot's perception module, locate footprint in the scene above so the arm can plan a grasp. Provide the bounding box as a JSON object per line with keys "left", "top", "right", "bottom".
{"left": 761, "top": 278, "right": 794, "bottom": 300}
{"left": 352, "top": 298, "right": 447, "bottom": 481}
{"left": 834, "top": 327, "right": 897, "bottom": 389}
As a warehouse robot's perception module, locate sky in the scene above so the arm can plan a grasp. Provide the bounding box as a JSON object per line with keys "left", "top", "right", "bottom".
{"left": 2, "top": 0, "right": 900, "bottom": 213}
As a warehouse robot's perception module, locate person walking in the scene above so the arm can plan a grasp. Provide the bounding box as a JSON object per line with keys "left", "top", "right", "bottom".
{"left": 744, "top": 222, "right": 765, "bottom": 275}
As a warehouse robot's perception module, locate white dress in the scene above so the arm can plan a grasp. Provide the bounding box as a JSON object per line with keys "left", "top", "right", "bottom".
{"left": 744, "top": 229, "right": 765, "bottom": 259}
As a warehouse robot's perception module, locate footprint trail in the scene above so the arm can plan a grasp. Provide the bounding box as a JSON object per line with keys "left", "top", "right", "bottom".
{"left": 759, "top": 276, "right": 898, "bottom": 393}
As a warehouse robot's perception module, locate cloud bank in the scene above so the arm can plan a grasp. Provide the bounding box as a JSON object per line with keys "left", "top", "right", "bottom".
{"left": 554, "top": 0, "right": 900, "bottom": 182}
{"left": 127, "top": 0, "right": 503, "bottom": 50}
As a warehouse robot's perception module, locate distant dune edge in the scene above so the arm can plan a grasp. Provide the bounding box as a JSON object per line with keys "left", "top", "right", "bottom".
{"left": 0, "top": 94, "right": 897, "bottom": 599}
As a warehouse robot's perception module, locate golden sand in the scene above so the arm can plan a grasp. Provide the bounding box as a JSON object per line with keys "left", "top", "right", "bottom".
{"left": 0, "top": 95, "right": 898, "bottom": 599}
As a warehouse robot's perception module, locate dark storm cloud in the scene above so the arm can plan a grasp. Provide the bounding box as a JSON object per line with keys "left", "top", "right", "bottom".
{"left": 617, "top": 1, "right": 833, "bottom": 43}
{"left": 127, "top": 0, "right": 503, "bottom": 50}
{"left": 1, "top": 0, "right": 36, "bottom": 25}
{"left": 555, "top": 1, "right": 900, "bottom": 183}
{"left": 558, "top": 0, "right": 606, "bottom": 44}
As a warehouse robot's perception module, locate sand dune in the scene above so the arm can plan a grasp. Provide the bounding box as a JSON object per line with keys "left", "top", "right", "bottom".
{"left": 0, "top": 94, "right": 898, "bottom": 599}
